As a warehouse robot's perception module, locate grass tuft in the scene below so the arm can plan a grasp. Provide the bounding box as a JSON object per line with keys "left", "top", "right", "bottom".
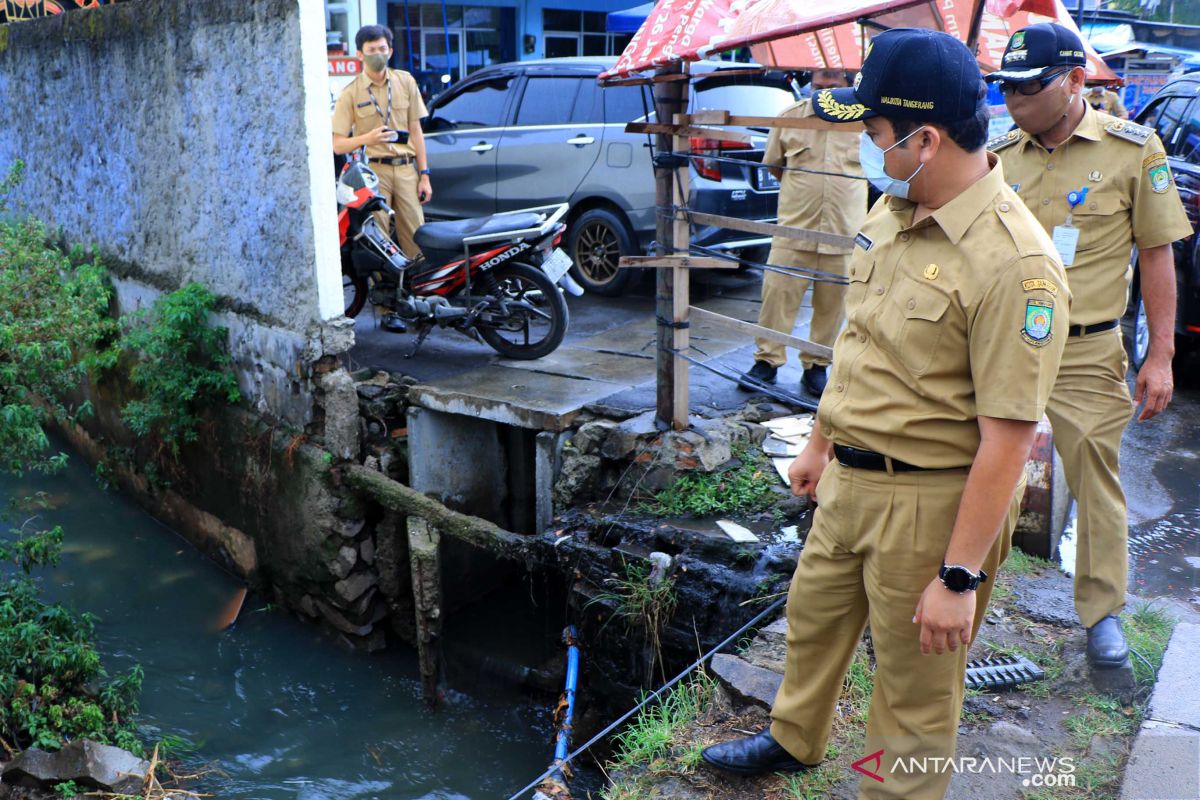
{"left": 639, "top": 443, "right": 779, "bottom": 517}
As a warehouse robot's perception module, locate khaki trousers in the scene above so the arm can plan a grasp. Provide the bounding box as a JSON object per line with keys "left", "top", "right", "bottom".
{"left": 770, "top": 462, "right": 1018, "bottom": 800}
{"left": 373, "top": 162, "right": 425, "bottom": 259}
{"left": 1044, "top": 328, "right": 1134, "bottom": 628}
{"left": 754, "top": 248, "right": 848, "bottom": 369}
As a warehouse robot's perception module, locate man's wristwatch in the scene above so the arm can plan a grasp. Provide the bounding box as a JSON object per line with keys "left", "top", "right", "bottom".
{"left": 939, "top": 562, "right": 988, "bottom": 593}
{"left": 419, "top": 168, "right": 431, "bottom": 176}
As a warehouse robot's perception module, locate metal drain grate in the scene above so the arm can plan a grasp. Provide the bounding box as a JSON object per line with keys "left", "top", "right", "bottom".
{"left": 965, "top": 656, "right": 1045, "bottom": 690}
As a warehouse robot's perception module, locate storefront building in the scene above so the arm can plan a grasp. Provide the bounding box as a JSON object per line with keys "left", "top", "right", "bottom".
{"left": 325, "top": 0, "right": 634, "bottom": 99}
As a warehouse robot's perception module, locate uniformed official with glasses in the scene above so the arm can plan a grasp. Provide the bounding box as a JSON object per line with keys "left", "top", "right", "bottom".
{"left": 702, "top": 29, "right": 1068, "bottom": 799}
{"left": 986, "top": 23, "right": 1191, "bottom": 669}
{"left": 332, "top": 25, "right": 432, "bottom": 259}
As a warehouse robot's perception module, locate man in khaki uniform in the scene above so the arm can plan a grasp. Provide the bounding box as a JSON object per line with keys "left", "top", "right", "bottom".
{"left": 332, "top": 25, "right": 432, "bottom": 259}
{"left": 1086, "top": 84, "right": 1128, "bottom": 119}
{"left": 987, "top": 23, "right": 1190, "bottom": 667}
{"left": 703, "top": 30, "right": 1068, "bottom": 799}
{"left": 738, "top": 69, "right": 867, "bottom": 397}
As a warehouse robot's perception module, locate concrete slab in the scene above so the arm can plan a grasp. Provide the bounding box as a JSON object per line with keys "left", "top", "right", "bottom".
{"left": 499, "top": 347, "right": 655, "bottom": 386}
{"left": 1149, "top": 622, "right": 1200, "bottom": 729}
{"left": 407, "top": 365, "right": 625, "bottom": 431}
{"left": 570, "top": 321, "right": 658, "bottom": 357}
{"left": 711, "top": 652, "right": 782, "bottom": 709}
{"left": 1120, "top": 721, "right": 1200, "bottom": 800}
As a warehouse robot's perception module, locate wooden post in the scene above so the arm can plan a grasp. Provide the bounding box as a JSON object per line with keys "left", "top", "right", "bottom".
{"left": 671, "top": 110, "right": 691, "bottom": 430}
{"left": 407, "top": 515, "right": 443, "bottom": 706}
{"left": 653, "top": 64, "right": 685, "bottom": 429}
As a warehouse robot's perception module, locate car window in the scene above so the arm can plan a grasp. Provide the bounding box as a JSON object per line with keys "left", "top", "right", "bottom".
{"left": 604, "top": 85, "right": 651, "bottom": 124}
{"left": 1140, "top": 96, "right": 1190, "bottom": 151}
{"left": 426, "top": 76, "right": 514, "bottom": 131}
{"left": 573, "top": 78, "right": 603, "bottom": 124}
{"left": 1174, "top": 98, "right": 1200, "bottom": 162}
{"left": 516, "top": 77, "right": 584, "bottom": 126}
{"left": 693, "top": 77, "right": 798, "bottom": 117}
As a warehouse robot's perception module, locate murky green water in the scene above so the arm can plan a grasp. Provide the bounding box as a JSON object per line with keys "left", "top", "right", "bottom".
{"left": 1, "top": 448, "right": 553, "bottom": 799}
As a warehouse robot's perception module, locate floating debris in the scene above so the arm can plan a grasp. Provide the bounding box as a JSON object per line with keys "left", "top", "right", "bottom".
{"left": 716, "top": 519, "right": 759, "bottom": 543}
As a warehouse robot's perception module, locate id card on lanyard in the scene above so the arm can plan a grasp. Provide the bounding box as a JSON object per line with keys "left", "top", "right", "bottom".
{"left": 1052, "top": 186, "right": 1087, "bottom": 267}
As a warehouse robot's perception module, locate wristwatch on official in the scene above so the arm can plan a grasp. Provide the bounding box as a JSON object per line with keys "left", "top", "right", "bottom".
{"left": 419, "top": 168, "right": 431, "bottom": 176}
{"left": 939, "top": 562, "right": 988, "bottom": 593}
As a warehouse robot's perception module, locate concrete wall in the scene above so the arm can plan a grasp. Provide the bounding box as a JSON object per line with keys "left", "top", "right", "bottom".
{"left": 0, "top": 0, "right": 346, "bottom": 426}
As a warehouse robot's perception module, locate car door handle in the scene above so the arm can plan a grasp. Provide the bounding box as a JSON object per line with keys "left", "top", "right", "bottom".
{"left": 471, "top": 142, "right": 494, "bottom": 153}
{"left": 567, "top": 135, "right": 595, "bottom": 146}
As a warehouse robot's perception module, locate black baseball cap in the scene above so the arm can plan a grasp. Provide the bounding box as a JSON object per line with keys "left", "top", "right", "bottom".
{"left": 812, "top": 28, "right": 984, "bottom": 124}
{"left": 985, "top": 23, "right": 1087, "bottom": 82}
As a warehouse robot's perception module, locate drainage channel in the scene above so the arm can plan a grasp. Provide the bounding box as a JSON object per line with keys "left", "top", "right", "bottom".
{"left": 1, "top": 443, "right": 552, "bottom": 799}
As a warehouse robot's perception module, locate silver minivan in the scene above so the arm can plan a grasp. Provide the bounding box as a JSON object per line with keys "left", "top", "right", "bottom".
{"left": 421, "top": 57, "right": 798, "bottom": 295}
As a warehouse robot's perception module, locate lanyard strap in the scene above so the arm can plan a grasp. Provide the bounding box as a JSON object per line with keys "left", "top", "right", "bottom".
{"left": 366, "top": 75, "right": 393, "bottom": 128}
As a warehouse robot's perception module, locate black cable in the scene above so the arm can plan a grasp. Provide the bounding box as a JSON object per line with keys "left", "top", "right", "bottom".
{"left": 504, "top": 596, "right": 788, "bottom": 800}
{"left": 672, "top": 348, "right": 820, "bottom": 411}
{"left": 684, "top": 240, "right": 851, "bottom": 285}
{"left": 668, "top": 149, "right": 869, "bottom": 180}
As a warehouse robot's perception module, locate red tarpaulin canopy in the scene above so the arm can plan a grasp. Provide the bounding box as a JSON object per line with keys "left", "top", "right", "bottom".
{"left": 600, "top": 0, "right": 1117, "bottom": 82}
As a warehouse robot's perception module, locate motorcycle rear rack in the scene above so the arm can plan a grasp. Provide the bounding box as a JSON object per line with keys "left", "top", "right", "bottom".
{"left": 964, "top": 656, "right": 1045, "bottom": 691}
{"left": 455, "top": 202, "right": 569, "bottom": 309}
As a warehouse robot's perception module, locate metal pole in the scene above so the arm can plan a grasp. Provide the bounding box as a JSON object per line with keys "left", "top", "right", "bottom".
{"left": 965, "top": 0, "right": 987, "bottom": 55}
{"left": 653, "top": 65, "right": 684, "bottom": 429}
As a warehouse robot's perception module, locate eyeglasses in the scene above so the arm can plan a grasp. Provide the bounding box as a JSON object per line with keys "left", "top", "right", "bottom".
{"left": 1000, "top": 70, "right": 1070, "bottom": 97}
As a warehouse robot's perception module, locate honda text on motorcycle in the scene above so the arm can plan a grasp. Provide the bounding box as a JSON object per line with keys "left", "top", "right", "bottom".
{"left": 337, "top": 152, "right": 582, "bottom": 360}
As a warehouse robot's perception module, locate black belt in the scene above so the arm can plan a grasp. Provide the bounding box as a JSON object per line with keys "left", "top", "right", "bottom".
{"left": 372, "top": 156, "right": 414, "bottom": 166}
{"left": 833, "top": 444, "right": 927, "bottom": 473}
{"left": 1067, "top": 319, "right": 1118, "bottom": 337}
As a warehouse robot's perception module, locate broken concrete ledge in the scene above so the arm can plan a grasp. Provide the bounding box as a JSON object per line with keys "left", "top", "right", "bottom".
{"left": 1121, "top": 622, "right": 1200, "bottom": 800}
{"left": 341, "top": 464, "right": 532, "bottom": 559}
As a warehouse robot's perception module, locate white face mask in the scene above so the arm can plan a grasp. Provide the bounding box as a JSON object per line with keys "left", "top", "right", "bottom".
{"left": 858, "top": 126, "right": 926, "bottom": 200}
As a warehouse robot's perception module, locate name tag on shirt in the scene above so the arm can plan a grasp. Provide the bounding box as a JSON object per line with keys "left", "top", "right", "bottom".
{"left": 1052, "top": 224, "right": 1079, "bottom": 267}
{"left": 854, "top": 232, "right": 874, "bottom": 252}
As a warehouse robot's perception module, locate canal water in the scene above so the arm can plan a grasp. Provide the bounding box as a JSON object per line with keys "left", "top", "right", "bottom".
{"left": 1, "top": 446, "right": 553, "bottom": 800}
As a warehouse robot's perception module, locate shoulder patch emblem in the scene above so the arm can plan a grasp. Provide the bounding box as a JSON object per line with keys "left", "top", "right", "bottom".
{"left": 988, "top": 129, "right": 1022, "bottom": 152}
{"left": 1022, "top": 278, "right": 1059, "bottom": 295}
{"left": 1148, "top": 162, "right": 1173, "bottom": 193}
{"left": 1105, "top": 120, "right": 1153, "bottom": 146}
{"left": 1021, "top": 300, "right": 1054, "bottom": 347}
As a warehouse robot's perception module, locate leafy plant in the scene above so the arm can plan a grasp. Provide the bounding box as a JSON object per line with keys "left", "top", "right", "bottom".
{"left": 0, "top": 164, "right": 144, "bottom": 756}
{"left": 112, "top": 282, "right": 240, "bottom": 459}
{"left": 640, "top": 443, "right": 779, "bottom": 517}
{"left": 589, "top": 558, "right": 678, "bottom": 681}
{"left": 53, "top": 780, "right": 80, "bottom": 799}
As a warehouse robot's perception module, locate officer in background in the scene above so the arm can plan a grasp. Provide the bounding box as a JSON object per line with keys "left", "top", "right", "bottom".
{"left": 1086, "top": 83, "right": 1128, "bottom": 119}
{"left": 332, "top": 25, "right": 432, "bottom": 259}
{"left": 703, "top": 29, "right": 1068, "bottom": 799}
{"left": 986, "top": 23, "right": 1190, "bottom": 668}
{"left": 738, "top": 69, "right": 867, "bottom": 398}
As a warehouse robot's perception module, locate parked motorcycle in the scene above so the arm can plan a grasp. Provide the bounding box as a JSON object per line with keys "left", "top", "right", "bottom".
{"left": 337, "top": 153, "right": 580, "bottom": 360}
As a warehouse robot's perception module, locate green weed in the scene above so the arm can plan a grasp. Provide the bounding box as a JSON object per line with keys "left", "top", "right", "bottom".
{"left": 109, "top": 282, "right": 240, "bottom": 460}
{"left": 608, "top": 674, "right": 715, "bottom": 773}
{"left": 639, "top": 443, "right": 779, "bottom": 517}
{"left": 1124, "top": 601, "right": 1176, "bottom": 687}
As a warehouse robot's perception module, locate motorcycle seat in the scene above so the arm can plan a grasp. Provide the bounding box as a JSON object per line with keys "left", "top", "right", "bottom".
{"left": 414, "top": 212, "right": 544, "bottom": 253}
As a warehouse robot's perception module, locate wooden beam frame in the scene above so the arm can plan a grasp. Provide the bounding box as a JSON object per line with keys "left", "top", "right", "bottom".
{"left": 678, "top": 211, "right": 857, "bottom": 250}
{"left": 618, "top": 255, "right": 735, "bottom": 270}
{"left": 689, "top": 307, "right": 833, "bottom": 363}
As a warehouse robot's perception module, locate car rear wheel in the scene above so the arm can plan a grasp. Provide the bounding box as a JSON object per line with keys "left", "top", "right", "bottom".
{"left": 567, "top": 208, "right": 635, "bottom": 296}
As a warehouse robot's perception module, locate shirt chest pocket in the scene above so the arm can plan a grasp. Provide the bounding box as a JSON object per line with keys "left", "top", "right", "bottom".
{"left": 1071, "top": 192, "right": 1126, "bottom": 254}
{"left": 880, "top": 275, "right": 952, "bottom": 376}
{"left": 784, "top": 144, "right": 811, "bottom": 167}
{"left": 845, "top": 252, "right": 876, "bottom": 310}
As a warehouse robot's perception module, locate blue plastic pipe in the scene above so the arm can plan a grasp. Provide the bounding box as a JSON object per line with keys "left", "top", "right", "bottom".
{"left": 554, "top": 626, "right": 580, "bottom": 765}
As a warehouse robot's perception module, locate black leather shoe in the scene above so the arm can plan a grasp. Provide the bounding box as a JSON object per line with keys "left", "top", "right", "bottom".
{"left": 738, "top": 360, "right": 778, "bottom": 391}
{"left": 801, "top": 365, "right": 828, "bottom": 396}
{"left": 1087, "top": 615, "right": 1130, "bottom": 668}
{"left": 701, "top": 729, "right": 813, "bottom": 776}
{"left": 381, "top": 314, "right": 408, "bottom": 334}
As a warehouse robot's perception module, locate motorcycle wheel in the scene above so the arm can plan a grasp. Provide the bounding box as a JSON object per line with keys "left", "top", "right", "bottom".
{"left": 476, "top": 261, "right": 569, "bottom": 360}
{"left": 343, "top": 265, "right": 368, "bottom": 319}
